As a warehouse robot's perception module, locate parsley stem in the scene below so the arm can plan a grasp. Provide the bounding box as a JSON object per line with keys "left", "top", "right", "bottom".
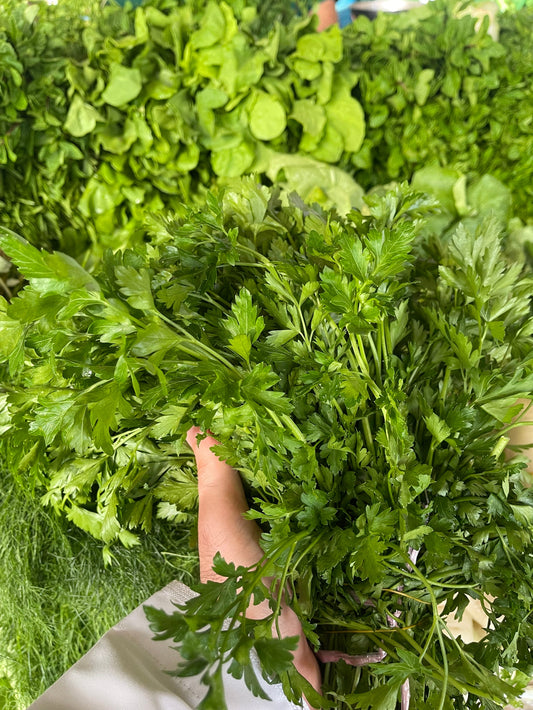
{"left": 382, "top": 319, "right": 392, "bottom": 366}
{"left": 362, "top": 416, "right": 376, "bottom": 459}
{"left": 366, "top": 333, "right": 381, "bottom": 384}
{"left": 384, "top": 561, "right": 476, "bottom": 589}
{"left": 440, "top": 366, "right": 450, "bottom": 402}
{"left": 390, "top": 548, "right": 449, "bottom": 710}
{"left": 395, "top": 630, "right": 499, "bottom": 701}
{"left": 349, "top": 333, "right": 369, "bottom": 376}
{"left": 267, "top": 409, "right": 306, "bottom": 443}
{"left": 156, "top": 313, "right": 241, "bottom": 375}
{"left": 273, "top": 541, "right": 297, "bottom": 638}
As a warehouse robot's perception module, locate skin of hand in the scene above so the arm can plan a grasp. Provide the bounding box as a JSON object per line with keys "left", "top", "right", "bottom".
{"left": 186, "top": 426, "right": 322, "bottom": 708}
{"left": 315, "top": 0, "right": 338, "bottom": 31}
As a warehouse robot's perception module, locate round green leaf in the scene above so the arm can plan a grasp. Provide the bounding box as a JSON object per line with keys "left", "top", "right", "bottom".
{"left": 64, "top": 95, "right": 99, "bottom": 137}
{"left": 102, "top": 64, "right": 143, "bottom": 107}
{"left": 325, "top": 90, "right": 365, "bottom": 154}
{"left": 212, "top": 141, "right": 255, "bottom": 177}
{"left": 248, "top": 93, "right": 287, "bottom": 142}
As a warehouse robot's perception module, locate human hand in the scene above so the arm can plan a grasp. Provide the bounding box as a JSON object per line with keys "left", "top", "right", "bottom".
{"left": 314, "top": 0, "right": 338, "bottom": 31}
{"left": 186, "top": 426, "right": 322, "bottom": 708}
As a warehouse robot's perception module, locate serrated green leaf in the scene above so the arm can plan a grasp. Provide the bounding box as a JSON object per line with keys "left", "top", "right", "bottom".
{"left": 352, "top": 679, "right": 403, "bottom": 710}
{"left": 115, "top": 265, "right": 155, "bottom": 312}
{"left": 254, "top": 636, "right": 298, "bottom": 676}
{"left": 425, "top": 412, "right": 452, "bottom": 445}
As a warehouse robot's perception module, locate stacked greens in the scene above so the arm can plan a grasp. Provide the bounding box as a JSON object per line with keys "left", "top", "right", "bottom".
{"left": 1, "top": 182, "right": 532, "bottom": 708}
{"left": 0, "top": 0, "right": 532, "bottom": 262}
{"left": 0, "top": 0, "right": 364, "bottom": 255}
{"left": 344, "top": 3, "right": 533, "bottom": 222}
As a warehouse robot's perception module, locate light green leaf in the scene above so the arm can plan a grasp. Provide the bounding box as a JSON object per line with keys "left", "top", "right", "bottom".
{"left": 311, "top": 123, "right": 343, "bottom": 163}
{"left": 403, "top": 524, "right": 434, "bottom": 542}
{"left": 64, "top": 94, "right": 101, "bottom": 137}
{"left": 133, "top": 322, "right": 181, "bottom": 357}
{"left": 324, "top": 83, "right": 365, "bottom": 153}
{"left": 115, "top": 265, "right": 155, "bottom": 312}
{"left": 295, "top": 25, "right": 343, "bottom": 63}
{"left": 414, "top": 68, "right": 435, "bottom": 106}
{"left": 66, "top": 505, "right": 104, "bottom": 539}
{"left": 150, "top": 405, "right": 188, "bottom": 439}
{"left": 248, "top": 93, "right": 286, "bottom": 141}
{"left": 412, "top": 166, "right": 461, "bottom": 216}
{"left": 265, "top": 329, "right": 298, "bottom": 346}
{"left": 212, "top": 141, "right": 255, "bottom": 177}
{"left": 0, "top": 227, "right": 98, "bottom": 293}
{"left": 481, "top": 397, "right": 524, "bottom": 424}
{"left": 425, "top": 412, "right": 452, "bottom": 445}
{"left": 229, "top": 333, "right": 252, "bottom": 363}
{"left": 351, "top": 680, "right": 403, "bottom": 710}
{"left": 291, "top": 100, "right": 326, "bottom": 137}
{"left": 254, "top": 637, "right": 298, "bottom": 676}
{"left": 266, "top": 153, "right": 364, "bottom": 216}
{"left": 0, "top": 300, "right": 23, "bottom": 359}
{"left": 102, "top": 63, "right": 143, "bottom": 107}
{"left": 190, "top": 1, "right": 226, "bottom": 49}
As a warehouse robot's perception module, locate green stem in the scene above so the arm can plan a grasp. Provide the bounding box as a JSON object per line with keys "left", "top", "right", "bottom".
{"left": 349, "top": 333, "right": 369, "bottom": 376}
{"left": 296, "top": 301, "right": 311, "bottom": 351}
{"left": 389, "top": 549, "right": 448, "bottom": 710}
{"left": 440, "top": 366, "right": 450, "bottom": 403}
{"left": 281, "top": 414, "right": 307, "bottom": 443}
{"left": 157, "top": 313, "right": 241, "bottom": 374}
{"left": 362, "top": 416, "right": 376, "bottom": 458}
{"left": 395, "top": 630, "right": 498, "bottom": 701}
{"left": 273, "top": 541, "right": 298, "bottom": 638}
{"left": 366, "top": 333, "right": 381, "bottom": 385}
{"left": 380, "top": 319, "right": 390, "bottom": 371}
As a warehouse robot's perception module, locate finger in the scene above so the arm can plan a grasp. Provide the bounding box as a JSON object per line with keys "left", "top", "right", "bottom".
{"left": 277, "top": 604, "right": 322, "bottom": 706}
{"left": 187, "top": 427, "right": 263, "bottom": 583}
{"left": 187, "top": 427, "right": 321, "bottom": 705}
{"left": 315, "top": 0, "right": 338, "bottom": 31}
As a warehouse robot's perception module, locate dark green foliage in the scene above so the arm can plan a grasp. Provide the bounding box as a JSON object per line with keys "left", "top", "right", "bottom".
{"left": 344, "top": 2, "right": 533, "bottom": 221}
{"left": 1, "top": 182, "right": 532, "bottom": 708}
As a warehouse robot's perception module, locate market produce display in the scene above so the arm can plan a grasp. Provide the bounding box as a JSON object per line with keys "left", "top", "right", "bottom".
{"left": 1, "top": 0, "right": 533, "bottom": 707}
{"left": 1, "top": 181, "right": 533, "bottom": 708}
{"left": 343, "top": 2, "right": 533, "bottom": 223}
{"left": 0, "top": 0, "right": 531, "bottom": 264}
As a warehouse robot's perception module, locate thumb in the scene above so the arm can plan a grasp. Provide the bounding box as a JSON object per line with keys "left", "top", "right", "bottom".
{"left": 186, "top": 426, "right": 236, "bottom": 487}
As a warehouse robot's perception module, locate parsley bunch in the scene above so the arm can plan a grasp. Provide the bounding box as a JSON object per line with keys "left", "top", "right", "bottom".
{"left": 1, "top": 182, "right": 532, "bottom": 707}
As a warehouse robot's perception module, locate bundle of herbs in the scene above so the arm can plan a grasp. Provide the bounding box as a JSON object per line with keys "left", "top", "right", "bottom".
{"left": 0, "top": 182, "right": 532, "bottom": 708}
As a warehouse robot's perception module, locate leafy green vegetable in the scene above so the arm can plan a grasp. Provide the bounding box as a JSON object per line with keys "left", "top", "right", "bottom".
{"left": 1, "top": 181, "right": 532, "bottom": 708}
{"left": 1, "top": 0, "right": 531, "bottom": 266}
{"left": 0, "top": 0, "right": 365, "bottom": 257}
{"left": 343, "top": 1, "right": 533, "bottom": 222}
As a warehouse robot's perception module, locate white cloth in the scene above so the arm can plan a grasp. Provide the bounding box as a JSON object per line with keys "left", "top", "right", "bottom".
{"left": 29, "top": 580, "right": 298, "bottom": 710}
